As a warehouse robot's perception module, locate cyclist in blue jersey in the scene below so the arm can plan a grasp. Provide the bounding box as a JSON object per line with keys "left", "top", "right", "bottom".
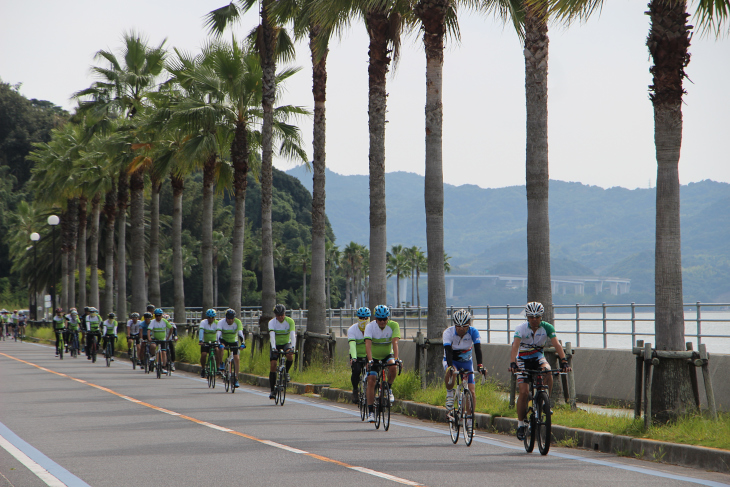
{"left": 509, "top": 302, "right": 571, "bottom": 440}
{"left": 443, "top": 309, "right": 485, "bottom": 411}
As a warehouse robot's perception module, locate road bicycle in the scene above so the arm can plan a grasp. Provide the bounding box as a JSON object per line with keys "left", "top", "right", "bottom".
{"left": 518, "top": 367, "right": 564, "bottom": 455}
{"left": 369, "top": 359, "right": 402, "bottom": 431}
{"left": 104, "top": 336, "right": 115, "bottom": 367}
{"left": 221, "top": 343, "right": 244, "bottom": 393}
{"left": 273, "top": 348, "right": 298, "bottom": 406}
{"left": 54, "top": 329, "right": 64, "bottom": 360}
{"left": 202, "top": 342, "right": 217, "bottom": 389}
{"left": 355, "top": 359, "right": 368, "bottom": 421}
{"left": 447, "top": 367, "right": 482, "bottom": 446}
{"left": 141, "top": 339, "right": 152, "bottom": 374}
{"left": 88, "top": 332, "right": 100, "bottom": 363}
{"left": 68, "top": 330, "right": 80, "bottom": 358}
{"left": 129, "top": 335, "right": 138, "bottom": 370}
{"left": 1, "top": 322, "right": 5, "bottom": 341}
{"left": 153, "top": 340, "right": 170, "bottom": 379}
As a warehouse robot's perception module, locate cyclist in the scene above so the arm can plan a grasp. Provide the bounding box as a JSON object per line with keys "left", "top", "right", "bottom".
{"left": 364, "top": 304, "right": 401, "bottom": 423}
{"left": 217, "top": 309, "right": 244, "bottom": 389}
{"left": 80, "top": 307, "right": 90, "bottom": 353}
{"left": 85, "top": 308, "right": 102, "bottom": 360}
{"left": 509, "top": 302, "right": 572, "bottom": 441}
{"left": 127, "top": 312, "right": 141, "bottom": 360}
{"left": 139, "top": 312, "right": 153, "bottom": 369}
{"left": 163, "top": 314, "right": 178, "bottom": 371}
{"left": 65, "top": 308, "right": 81, "bottom": 353}
{"left": 102, "top": 313, "right": 118, "bottom": 361}
{"left": 17, "top": 312, "right": 27, "bottom": 338}
{"left": 443, "top": 309, "right": 485, "bottom": 427}
{"left": 52, "top": 308, "right": 65, "bottom": 356}
{"left": 148, "top": 308, "right": 173, "bottom": 372}
{"left": 198, "top": 309, "right": 219, "bottom": 378}
{"left": 8, "top": 311, "right": 18, "bottom": 339}
{"left": 268, "top": 304, "right": 295, "bottom": 400}
{"left": 1, "top": 309, "right": 8, "bottom": 338}
{"left": 348, "top": 307, "right": 371, "bottom": 403}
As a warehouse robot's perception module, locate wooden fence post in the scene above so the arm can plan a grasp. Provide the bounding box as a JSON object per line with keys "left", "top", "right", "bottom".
{"left": 634, "top": 339, "right": 644, "bottom": 419}
{"left": 643, "top": 342, "right": 653, "bottom": 429}
{"left": 698, "top": 344, "right": 718, "bottom": 420}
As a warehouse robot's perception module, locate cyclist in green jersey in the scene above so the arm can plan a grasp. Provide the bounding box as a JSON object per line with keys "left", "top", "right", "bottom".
{"left": 348, "top": 307, "right": 371, "bottom": 403}
{"left": 198, "top": 309, "right": 220, "bottom": 377}
{"left": 52, "top": 308, "right": 65, "bottom": 356}
{"left": 102, "top": 313, "right": 118, "bottom": 362}
{"left": 364, "top": 305, "right": 402, "bottom": 422}
{"left": 64, "top": 308, "right": 81, "bottom": 353}
{"left": 268, "top": 304, "right": 295, "bottom": 400}
{"left": 148, "top": 308, "right": 173, "bottom": 371}
{"left": 85, "top": 308, "right": 102, "bottom": 360}
{"left": 1, "top": 309, "right": 8, "bottom": 338}
{"left": 217, "top": 309, "right": 245, "bottom": 389}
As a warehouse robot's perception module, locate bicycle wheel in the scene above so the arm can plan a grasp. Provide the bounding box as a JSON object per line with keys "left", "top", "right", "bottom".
{"left": 524, "top": 406, "right": 536, "bottom": 453}
{"left": 381, "top": 382, "right": 391, "bottom": 431}
{"left": 536, "top": 392, "right": 552, "bottom": 455}
{"left": 359, "top": 377, "right": 367, "bottom": 421}
{"left": 131, "top": 345, "right": 136, "bottom": 370}
{"left": 106, "top": 341, "right": 111, "bottom": 367}
{"left": 448, "top": 392, "right": 460, "bottom": 444}
{"left": 144, "top": 347, "right": 150, "bottom": 374}
{"left": 92, "top": 338, "right": 98, "bottom": 363}
{"left": 462, "top": 388, "right": 475, "bottom": 446}
{"left": 224, "top": 359, "right": 230, "bottom": 392}
{"left": 374, "top": 382, "right": 381, "bottom": 430}
{"left": 156, "top": 351, "right": 162, "bottom": 379}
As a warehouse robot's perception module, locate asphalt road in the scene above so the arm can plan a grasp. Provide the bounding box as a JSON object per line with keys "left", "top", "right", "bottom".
{"left": 1, "top": 340, "right": 729, "bottom": 487}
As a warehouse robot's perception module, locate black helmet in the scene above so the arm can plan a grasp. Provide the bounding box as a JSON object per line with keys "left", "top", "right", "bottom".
{"left": 108, "top": 312, "right": 116, "bottom": 319}
{"left": 225, "top": 309, "right": 236, "bottom": 319}
{"left": 84, "top": 306, "right": 90, "bottom": 312}
{"left": 143, "top": 312, "right": 152, "bottom": 319}
{"left": 273, "top": 304, "right": 286, "bottom": 316}
{"left": 146, "top": 304, "right": 155, "bottom": 312}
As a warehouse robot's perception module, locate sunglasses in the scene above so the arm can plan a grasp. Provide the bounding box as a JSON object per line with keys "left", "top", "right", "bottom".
{"left": 376, "top": 318, "right": 388, "bottom": 322}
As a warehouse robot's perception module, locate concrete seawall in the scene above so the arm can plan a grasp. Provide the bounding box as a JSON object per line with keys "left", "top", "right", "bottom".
{"left": 333, "top": 337, "right": 729, "bottom": 411}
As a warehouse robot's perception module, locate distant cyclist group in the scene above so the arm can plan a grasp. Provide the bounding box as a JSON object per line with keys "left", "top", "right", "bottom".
{"left": 1, "top": 309, "right": 28, "bottom": 341}
{"left": 4, "top": 299, "right": 571, "bottom": 445}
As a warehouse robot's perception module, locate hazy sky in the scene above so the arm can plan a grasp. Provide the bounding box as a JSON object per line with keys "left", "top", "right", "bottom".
{"left": 2, "top": 1, "right": 728, "bottom": 190}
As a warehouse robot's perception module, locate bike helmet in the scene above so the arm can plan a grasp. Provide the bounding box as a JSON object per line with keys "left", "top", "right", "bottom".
{"left": 89, "top": 307, "right": 98, "bottom": 314}
{"left": 71, "top": 309, "right": 79, "bottom": 315}
{"left": 373, "top": 305, "right": 390, "bottom": 320}
{"left": 70, "top": 307, "right": 77, "bottom": 313}
{"left": 225, "top": 309, "right": 236, "bottom": 319}
{"left": 84, "top": 306, "right": 90, "bottom": 313}
{"left": 205, "top": 309, "right": 216, "bottom": 319}
{"left": 108, "top": 312, "right": 116, "bottom": 319}
{"left": 153, "top": 308, "right": 163, "bottom": 316}
{"left": 143, "top": 312, "right": 152, "bottom": 319}
{"left": 55, "top": 307, "right": 63, "bottom": 313}
{"left": 130, "top": 312, "right": 140, "bottom": 319}
{"left": 273, "top": 304, "right": 286, "bottom": 316}
{"left": 356, "top": 307, "right": 371, "bottom": 319}
{"left": 452, "top": 309, "right": 471, "bottom": 326}
{"left": 525, "top": 302, "right": 545, "bottom": 317}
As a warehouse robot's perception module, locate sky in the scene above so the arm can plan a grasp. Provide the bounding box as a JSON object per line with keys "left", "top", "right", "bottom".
{"left": 1, "top": 0, "right": 728, "bottom": 190}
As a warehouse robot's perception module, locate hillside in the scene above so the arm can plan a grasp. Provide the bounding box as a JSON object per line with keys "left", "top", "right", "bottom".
{"left": 287, "top": 166, "right": 730, "bottom": 303}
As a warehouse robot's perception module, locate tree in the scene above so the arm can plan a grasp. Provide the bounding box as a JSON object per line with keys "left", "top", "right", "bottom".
{"left": 543, "top": 0, "right": 729, "bottom": 420}
{"left": 387, "top": 244, "right": 410, "bottom": 307}
{"left": 293, "top": 244, "right": 311, "bottom": 308}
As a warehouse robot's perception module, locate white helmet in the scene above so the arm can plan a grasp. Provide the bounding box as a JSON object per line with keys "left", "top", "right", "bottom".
{"left": 525, "top": 302, "right": 544, "bottom": 317}
{"left": 452, "top": 309, "right": 471, "bottom": 326}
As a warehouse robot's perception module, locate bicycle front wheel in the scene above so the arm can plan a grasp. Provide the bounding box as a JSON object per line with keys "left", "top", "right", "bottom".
{"left": 92, "top": 338, "right": 98, "bottom": 363}
{"left": 106, "top": 342, "right": 112, "bottom": 367}
{"left": 448, "top": 395, "right": 460, "bottom": 444}
{"left": 359, "top": 381, "right": 367, "bottom": 421}
{"left": 224, "top": 361, "right": 230, "bottom": 392}
{"left": 462, "top": 388, "right": 475, "bottom": 446}
{"left": 536, "top": 392, "right": 552, "bottom": 455}
{"left": 381, "top": 382, "right": 391, "bottom": 431}
{"left": 524, "top": 406, "right": 536, "bottom": 453}
{"left": 131, "top": 346, "right": 136, "bottom": 370}
{"left": 280, "top": 367, "right": 288, "bottom": 406}
{"left": 156, "top": 352, "right": 162, "bottom": 379}
{"left": 374, "top": 384, "right": 382, "bottom": 430}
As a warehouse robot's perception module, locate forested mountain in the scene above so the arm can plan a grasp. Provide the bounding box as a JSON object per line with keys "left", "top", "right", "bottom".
{"left": 287, "top": 166, "right": 730, "bottom": 303}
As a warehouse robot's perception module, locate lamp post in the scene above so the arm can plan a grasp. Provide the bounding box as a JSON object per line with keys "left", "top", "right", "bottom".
{"left": 48, "top": 215, "right": 60, "bottom": 313}
{"left": 30, "top": 233, "right": 40, "bottom": 321}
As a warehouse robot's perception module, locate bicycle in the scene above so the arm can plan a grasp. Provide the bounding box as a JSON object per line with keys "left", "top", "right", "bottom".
{"left": 88, "top": 332, "right": 100, "bottom": 363}
{"left": 221, "top": 344, "right": 242, "bottom": 393}
{"left": 141, "top": 339, "right": 152, "bottom": 374}
{"left": 202, "top": 342, "right": 217, "bottom": 389}
{"left": 54, "top": 329, "right": 64, "bottom": 360}
{"left": 355, "top": 360, "right": 369, "bottom": 421}
{"left": 129, "top": 336, "right": 138, "bottom": 370}
{"left": 369, "top": 360, "right": 402, "bottom": 431}
{"left": 104, "top": 336, "right": 115, "bottom": 367}
{"left": 519, "top": 367, "right": 564, "bottom": 455}
{"left": 153, "top": 340, "right": 170, "bottom": 379}
{"left": 273, "top": 348, "right": 298, "bottom": 406}
{"left": 68, "top": 330, "right": 80, "bottom": 358}
{"left": 446, "top": 367, "right": 481, "bottom": 446}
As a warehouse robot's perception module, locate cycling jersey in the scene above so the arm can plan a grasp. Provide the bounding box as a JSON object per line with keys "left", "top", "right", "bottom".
{"left": 513, "top": 321, "right": 556, "bottom": 361}
{"left": 347, "top": 321, "right": 368, "bottom": 359}
{"left": 127, "top": 319, "right": 141, "bottom": 335}
{"left": 86, "top": 315, "right": 101, "bottom": 332}
{"left": 268, "top": 317, "right": 296, "bottom": 349}
{"left": 148, "top": 318, "right": 172, "bottom": 341}
{"left": 198, "top": 318, "right": 218, "bottom": 342}
{"left": 102, "top": 319, "right": 118, "bottom": 336}
{"left": 65, "top": 314, "right": 81, "bottom": 331}
{"left": 217, "top": 318, "right": 243, "bottom": 344}
{"left": 364, "top": 320, "right": 400, "bottom": 360}
{"left": 442, "top": 326, "right": 481, "bottom": 362}
{"left": 52, "top": 315, "right": 65, "bottom": 330}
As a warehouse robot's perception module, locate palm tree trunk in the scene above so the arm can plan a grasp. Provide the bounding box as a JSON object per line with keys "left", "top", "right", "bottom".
{"left": 524, "top": 2, "right": 553, "bottom": 325}
{"left": 259, "top": 0, "right": 277, "bottom": 334}
{"left": 214, "top": 261, "right": 219, "bottom": 307}
{"left": 366, "top": 10, "right": 391, "bottom": 308}
{"left": 302, "top": 264, "right": 307, "bottom": 310}
{"left": 148, "top": 176, "right": 162, "bottom": 307}
{"left": 103, "top": 187, "right": 116, "bottom": 316}
{"left": 202, "top": 153, "right": 216, "bottom": 311}
{"left": 76, "top": 196, "right": 88, "bottom": 309}
{"left": 89, "top": 193, "right": 101, "bottom": 309}
{"left": 648, "top": 0, "right": 694, "bottom": 421}
{"left": 416, "top": 268, "right": 421, "bottom": 308}
{"left": 308, "top": 24, "right": 329, "bottom": 342}
{"left": 60, "top": 211, "right": 69, "bottom": 310}
{"left": 130, "top": 171, "right": 146, "bottom": 314}
{"left": 116, "top": 171, "right": 129, "bottom": 319}
{"left": 229, "top": 120, "right": 249, "bottom": 314}
{"left": 171, "top": 175, "right": 186, "bottom": 325}
{"left": 67, "top": 197, "right": 78, "bottom": 310}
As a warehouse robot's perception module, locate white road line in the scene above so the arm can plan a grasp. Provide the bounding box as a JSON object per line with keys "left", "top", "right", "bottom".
{"left": 0, "top": 434, "right": 66, "bottom": 487}
{"left": 260, "top": 440, "right": 308, "bottom": 454}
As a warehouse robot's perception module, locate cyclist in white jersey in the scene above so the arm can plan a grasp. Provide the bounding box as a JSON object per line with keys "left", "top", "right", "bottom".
{"left": 198, "top": 309, "right": 221, "bottom": 377}
{"left": 268, "top": 304, "right": 296, "bottom": 400}
{"left": 443, "top": 309, "right": 485, "bottom": 410}
{"left": 347, "top": 307, "right": 371, "bottom": 403}
{"left": 509, "top": 302, "right": 571, "bottom": 440}
{"left": 127, "top": 312, "right": 142, "bottom": 362}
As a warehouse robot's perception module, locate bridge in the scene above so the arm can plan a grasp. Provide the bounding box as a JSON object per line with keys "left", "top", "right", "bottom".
{"left": 444, "top": 274, "right": 631, "bottom": 299}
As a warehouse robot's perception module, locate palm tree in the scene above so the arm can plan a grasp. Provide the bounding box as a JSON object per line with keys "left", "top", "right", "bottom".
{"left": 412, "top": 247, "right": 427, "bottom": 307}
{"left": 387, "top": 244, "right": 410, "bottom": 307}
{"left": 542, "top": 0, "right": 728, "bottom": 420}
{"left": 212, "top": 230, "right": 232, "bottom": 306}
{"left": 325, "top": 241, "right": 340, "bottom": 308}
{"left": 293, "top": 244, "right": 311, "bottom": 308}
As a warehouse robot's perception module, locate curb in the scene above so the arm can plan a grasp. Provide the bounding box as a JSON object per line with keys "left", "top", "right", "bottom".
{"left": 24, "top": 338, "right": 730, "bottom": 474}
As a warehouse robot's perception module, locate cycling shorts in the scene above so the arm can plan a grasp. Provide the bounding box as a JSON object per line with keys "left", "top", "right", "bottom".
{"left": 220, "top": 339, "right": 240, "bottom": 356}
{"left": 200, "top": 342, "right": 213, "bottom": 354}
{"left": 443, "top": 358, "right": 475, "bottom": 384}
{"left": 516, "top": 356, "right": 550, "bottom": 384}
{"left": 368, "top": 355, "right": 395, "bottom": 376}
{"left": 270, "top": 343, "right": 293, "bottom": 361}
{"left": 129, "top": 333, "right": 140, "bottom": 344}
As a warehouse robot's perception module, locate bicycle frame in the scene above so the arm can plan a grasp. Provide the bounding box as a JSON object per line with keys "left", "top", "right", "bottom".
{"left": 520, "top": 368, "right": 563, "bottom": 455}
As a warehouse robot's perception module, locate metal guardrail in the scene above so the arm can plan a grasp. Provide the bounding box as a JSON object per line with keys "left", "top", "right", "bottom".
{"left": 160, "top": 302, "right": 730, "bottom": 351}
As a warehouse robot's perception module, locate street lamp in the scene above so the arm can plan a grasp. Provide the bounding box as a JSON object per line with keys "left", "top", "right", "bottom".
{"left": 48, "top": 215, "right": 60, "bottom": 313}
{"left": 30, "top": 232, "right": 40, "bottom": 321}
